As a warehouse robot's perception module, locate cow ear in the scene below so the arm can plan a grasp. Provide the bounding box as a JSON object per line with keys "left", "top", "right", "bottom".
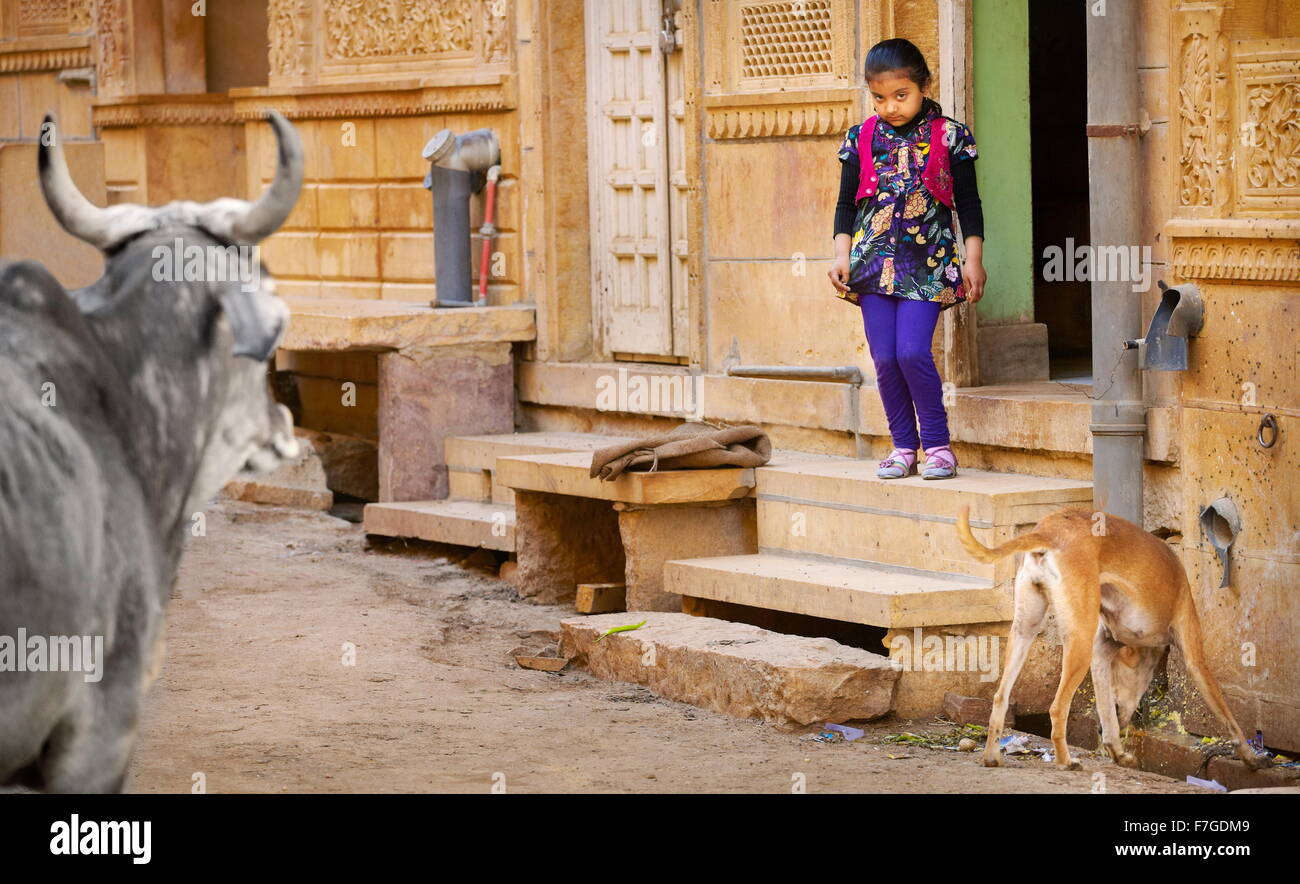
{"left": 218, "top": 288, "right": 286, "bottom": 361}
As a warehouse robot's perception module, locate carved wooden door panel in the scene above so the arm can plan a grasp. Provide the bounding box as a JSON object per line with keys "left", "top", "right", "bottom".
{"left": 586, "top": 0, "right": 685, "bottom": 358}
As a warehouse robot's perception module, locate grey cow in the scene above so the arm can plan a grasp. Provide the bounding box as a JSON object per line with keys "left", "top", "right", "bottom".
{"left": 0, "top": 111, "right": 304, "bottom": 792}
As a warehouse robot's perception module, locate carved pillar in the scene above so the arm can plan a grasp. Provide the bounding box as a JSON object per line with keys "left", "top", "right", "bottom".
{"left": 1172, "top": 3, "right": 1232, "bottom": 219}
{"left": 94, "top": 0, "right": 204, "bottom": 98}
{"left": 267, "top": 0, "right": 314, "bottom": 87}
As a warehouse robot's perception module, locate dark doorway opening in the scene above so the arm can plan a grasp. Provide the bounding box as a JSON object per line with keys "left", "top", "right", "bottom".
{"left": 1029, "top": 1, "right": 1092, "bottom": 383}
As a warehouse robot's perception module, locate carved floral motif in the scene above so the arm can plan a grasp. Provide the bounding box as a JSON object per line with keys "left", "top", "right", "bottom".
{"left": 94, "top": 0, "right": 127, "bottom": 90}
{"left": 18, "top": 0, "right": 67, "bottom": 28}
{"left": 324, "top": 0, "right": 476, "bottom": 59}
{"left": 69, "top": 0, "right": 92, "bottom": 31}
{"left": 483, "top": 0, "right": 509, "bottom": 63}
{"left": 1178, "top": 33, "right": 1213, "bottom": 207}
{"left": 268, "top": 0, "right": 308, "bottom": 77}
{"left": 1243, "top": 81, "right": 1300, "bottom": 192}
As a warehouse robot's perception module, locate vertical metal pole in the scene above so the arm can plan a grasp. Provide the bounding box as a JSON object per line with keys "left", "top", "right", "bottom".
{"left": 1086, "top": 0, "right": 1145, "bottom": 525}
{"left": 429, "top": 166, "right": 475, "bottom": 307}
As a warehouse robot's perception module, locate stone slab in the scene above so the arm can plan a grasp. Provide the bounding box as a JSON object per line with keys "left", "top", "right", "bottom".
{"left": 665, "top": 552, "right": 1010, "bottom": 628}
{"left": 220, "top": 432, "right": 333, "bottom": 511}
{"left": 560, "top": 612, "right": 899, "bottom": 729}
{"left": 281, "top": 297, "right": 535, "bottom": 351}
{"left": 445, "top": 431, "right": 636, "bottom": 471}
{"left": 496, "top": 451, "right": 756, "bottom": 505}
{"left": 362, "top": 499, "right": 515, "bottom": 551}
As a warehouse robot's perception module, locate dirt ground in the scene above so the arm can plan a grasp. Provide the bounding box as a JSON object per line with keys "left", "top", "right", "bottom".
{"left": 126, "top": 500, "right": 1207, "bottom": 794}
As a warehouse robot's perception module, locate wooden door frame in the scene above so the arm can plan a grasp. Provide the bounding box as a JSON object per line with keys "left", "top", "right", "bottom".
{"left": 938, "top": 0, "right": 980, "bottom": 387}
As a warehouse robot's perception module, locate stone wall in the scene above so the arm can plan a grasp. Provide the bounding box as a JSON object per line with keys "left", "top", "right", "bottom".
{"left": 1161, "top": 0, "right": 1300, "bottom": 753}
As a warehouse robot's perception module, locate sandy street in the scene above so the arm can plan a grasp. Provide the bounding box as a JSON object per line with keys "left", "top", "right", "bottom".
{"left": 126, "top": 500, "right": 1204, "bottom": 794}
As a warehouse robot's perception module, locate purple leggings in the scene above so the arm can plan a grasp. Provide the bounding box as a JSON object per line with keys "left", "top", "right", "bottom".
{"left": 859, "top": 292, "right": 951, "bottom": 451}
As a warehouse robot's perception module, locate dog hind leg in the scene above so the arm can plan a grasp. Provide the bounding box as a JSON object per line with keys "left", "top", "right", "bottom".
{"left": 1044, "top": 552, "right": 1101, "bottom": 771}
{"left": 981, "top": 559, "right": 1049, "bottom": 767}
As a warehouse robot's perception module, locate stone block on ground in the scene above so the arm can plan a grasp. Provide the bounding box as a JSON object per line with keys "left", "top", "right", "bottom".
{"left": 513, "top": 490, "right": 624, "bottom": 605}
{"left": 560, "top": 612, "right": 899, "bottom": 729}
{"left": 221, "top": 435, "right": 333, "bottom": 511}
{"left": 617, "top": 498, "right": 757, "bottom": 612}
{"left": 296, "top": 427, "right": 378, "bottom": 500}
{"left": 943, "top": 691, "right": 1000, "bottom": 726}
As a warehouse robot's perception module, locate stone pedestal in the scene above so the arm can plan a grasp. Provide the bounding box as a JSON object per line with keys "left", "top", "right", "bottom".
{"left": 616, "top": 499, "right": 757, "bottom": 612}
{"left": 376, "top": 341, "right": 514, "bottom": 502}
{"left": 513, "top": 490, "right": 625, "bottom": 606}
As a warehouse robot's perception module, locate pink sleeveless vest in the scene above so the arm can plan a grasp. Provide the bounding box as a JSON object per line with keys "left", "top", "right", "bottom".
{"left": 854, "top": 115, "right": 955, "bottom": 208}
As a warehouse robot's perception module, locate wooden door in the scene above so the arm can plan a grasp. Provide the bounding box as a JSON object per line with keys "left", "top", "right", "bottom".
{"left": 586, "top": 0, "right": 686, "bottom": 359}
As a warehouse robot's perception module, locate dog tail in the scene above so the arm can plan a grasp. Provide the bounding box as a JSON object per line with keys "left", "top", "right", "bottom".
{"left": 956, "top": 503, "right": 1052, "bottom": 563}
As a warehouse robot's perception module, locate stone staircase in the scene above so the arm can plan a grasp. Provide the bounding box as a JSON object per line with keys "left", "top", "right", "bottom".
{"left": 362, "top": 431, "right": 630, "bottom": 550}
{"left": 658, "top": 457, "right": 1094, "bottom": 719}
{"left": 365, "top": 430, "right": 1096, "bottom": 722}
{"left": 664, "top": 459, "right": 1094, "bottom": 630}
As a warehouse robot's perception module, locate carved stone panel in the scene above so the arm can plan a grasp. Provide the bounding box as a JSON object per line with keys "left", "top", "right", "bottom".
{"left": 1172, "top": 5, "right": 1232, "bottom": 218}
{"left": 702, "top": 0, "right": 856, "bottom": 139}
{"left": 269, "top": 0, "right": 514, "bottom": 86}
{"left": 1234, "top": 40, "right": 1300, "bottom": 213}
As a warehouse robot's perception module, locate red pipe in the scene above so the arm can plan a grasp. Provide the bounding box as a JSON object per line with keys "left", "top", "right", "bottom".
{"left": 477, "top": 165, "right": 501, "bottom": 306}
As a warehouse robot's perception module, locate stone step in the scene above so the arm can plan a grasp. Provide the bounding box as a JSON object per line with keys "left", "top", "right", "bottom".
{"left": 362, "top": 499, "right": 515, "bottom": 551}
{"left": 754, "top": 459, "right": 1093, "bottom": 583}
{"left": 446, "top": 431, "right": 634, "bottom": 504}
{"left": 663, "top": 551, "right": 1010, "bottom": 628}
{"left": 559, "top": 612, "right": 899, "bottom": 728}
{"left": 496, "top": 450, "right": 756, "bottom": 505}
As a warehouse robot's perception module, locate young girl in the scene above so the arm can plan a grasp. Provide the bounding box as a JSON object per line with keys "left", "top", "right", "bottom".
{"left": 828, "top": 38, "right": 986, "bottom": 480}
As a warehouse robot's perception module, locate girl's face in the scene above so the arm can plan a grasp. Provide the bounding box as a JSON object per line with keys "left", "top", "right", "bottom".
{"left": 868, "top": 71, "right": 925, "bottom": 127}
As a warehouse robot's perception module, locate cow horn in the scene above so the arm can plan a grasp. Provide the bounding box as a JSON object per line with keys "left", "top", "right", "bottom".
{"left": 228, "top": 111, "right": 304, "bottom": 244}
{"left": 37, "top": 113, "right": 150, "bottom": 250}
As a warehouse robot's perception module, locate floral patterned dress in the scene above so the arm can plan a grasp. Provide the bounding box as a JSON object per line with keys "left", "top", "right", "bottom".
{"left": 836, "top": 98, "right": 978, "bottom": 311}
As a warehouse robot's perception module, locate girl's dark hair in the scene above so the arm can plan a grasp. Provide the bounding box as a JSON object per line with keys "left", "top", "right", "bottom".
{"left": 864, "top": 38, "right": 932, "bottom": 92}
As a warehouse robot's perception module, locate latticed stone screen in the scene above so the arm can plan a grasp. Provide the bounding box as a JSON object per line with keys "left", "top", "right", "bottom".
{"left": 739, "top": 1, "right": 835, "bottom": 79}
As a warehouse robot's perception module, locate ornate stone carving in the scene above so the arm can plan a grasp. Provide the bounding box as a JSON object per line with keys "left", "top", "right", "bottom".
{"left": 740, "top": 1, "right": 834, "bottom": 79}
{"left": 94, "top": 0, "right": 128, "bottom": 92}
{"left": 69, "top": 0, "right": 92, "bottom": 32}
{"left": 231, "top": 83, "right": 512, "bottom": 121}
{"left": 269, "top": 0, "right": 310, "bottom": 78}
{"left": 706, "top": 100, "right": 852, "bottom": 138}
{"left": 18, "top": 0, "right": 69, "bottom": 31}
{"left": 1244, "top": 81, "right": 1300, "bottom": 192}
{"left": 0, "top": 46, "right": 91, "bottom": 73}
{"left": 704, "top": 0, "right": 852, "bottom": 96}
{"left": 92, "top": 98, "right": 240, "bottom": 128}
{"left": 1178, "top": 33, "right": 1214, "bottom": 207}
{"left": 1171, "top": 237, "right": 1300, "bottom": 283}
{"left": 483, "top": 0, "right": 510, "bottom": 64}
{"left": 323, "top": 0, "right": 476, "bottom": 59}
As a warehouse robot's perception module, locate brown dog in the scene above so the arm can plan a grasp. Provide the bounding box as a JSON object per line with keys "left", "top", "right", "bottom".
{"left": 955, "top": 504, "right": 1262, "bottom": 771}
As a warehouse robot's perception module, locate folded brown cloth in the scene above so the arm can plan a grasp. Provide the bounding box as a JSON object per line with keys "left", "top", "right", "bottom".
{"left": 589, "top": 421, "right": 772, "bottom": 481}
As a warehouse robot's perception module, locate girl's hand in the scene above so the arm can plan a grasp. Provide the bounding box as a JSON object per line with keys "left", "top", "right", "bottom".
{"left": 828, "top": 255, "right": 851, "bottom": 293}
{"left": 962, "top": 259, "right": 986, "bottom": 304}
